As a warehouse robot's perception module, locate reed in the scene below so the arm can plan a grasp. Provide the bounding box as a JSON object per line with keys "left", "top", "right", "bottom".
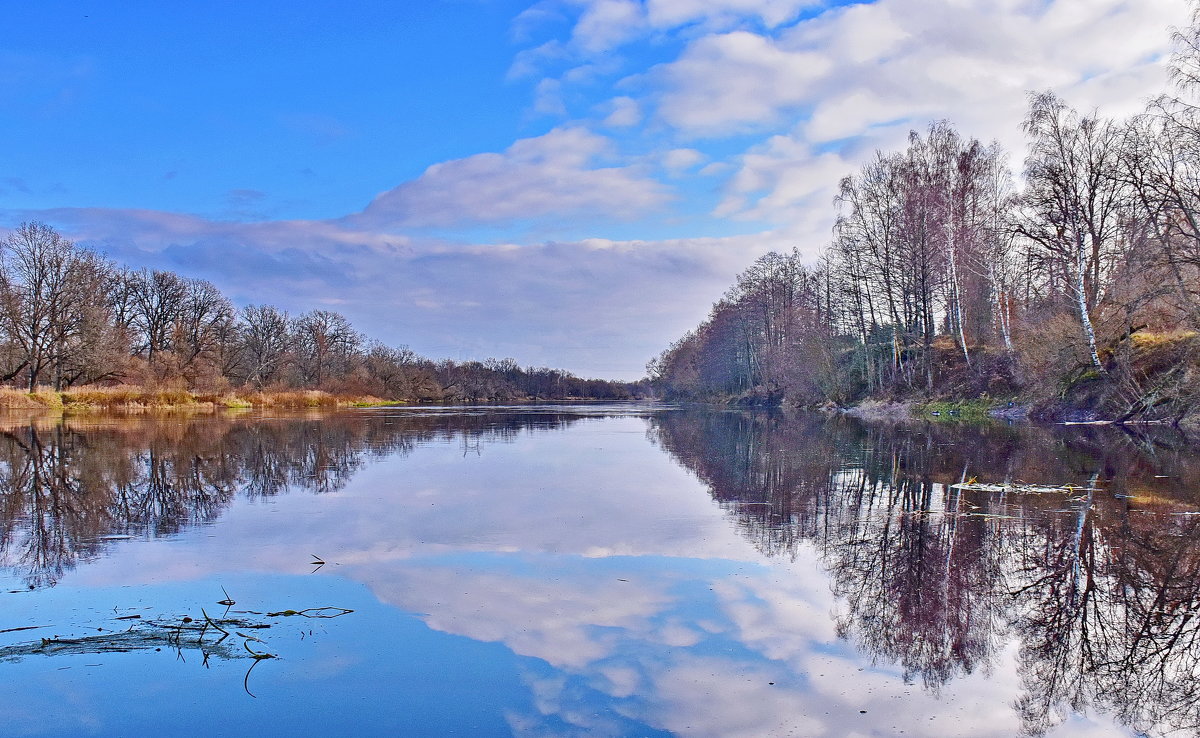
{"left": 0, "top": 384, "right": 393, "bottom": 411}
{"left": 0, "top": 384, "right": 398, "bottom": 412}
{"left": 0, "top": 387, "right": 55, "bottom": 409}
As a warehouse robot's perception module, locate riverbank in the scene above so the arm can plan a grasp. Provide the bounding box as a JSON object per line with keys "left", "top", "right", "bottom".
{"left": 0, "top": 385, "right": 657, "bottom": 412}
{"left": 841, "top": 399, "right": 1020, "bottom": 423}
{"left": 0, "top": 385, "right": 403, "bottom": 412}
{"left": 839, "top": 396, "right": 1200, "bottom": 428}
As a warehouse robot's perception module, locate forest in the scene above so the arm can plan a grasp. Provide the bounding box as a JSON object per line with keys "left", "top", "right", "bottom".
{"left": 0, "top": 221, "right": 641, "bottom": 404}
{"left": 648, "top": 10, "right": 1200, "bottom": 422}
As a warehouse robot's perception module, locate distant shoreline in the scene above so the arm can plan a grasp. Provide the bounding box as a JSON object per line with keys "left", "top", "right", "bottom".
{"left": 0, "top": 385, "right": 392, "bottom": 412}
{"left": 0, "top": 385, "right": 656, "bottom": 412}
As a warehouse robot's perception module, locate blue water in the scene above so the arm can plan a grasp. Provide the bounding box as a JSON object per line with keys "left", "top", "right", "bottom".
{"left": 0, "top": 406, "right": 1190, "bottom": 737}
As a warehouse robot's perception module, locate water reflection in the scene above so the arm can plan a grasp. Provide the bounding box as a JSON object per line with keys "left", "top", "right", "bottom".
{"left": 4, "top": 407, "right": 1200, "bottom": 736}
{"left": 650, "top": 410, "right": 1200, "bottom": 737}
{"left": 0, "top": 409, "right": 599, "bottom": 588}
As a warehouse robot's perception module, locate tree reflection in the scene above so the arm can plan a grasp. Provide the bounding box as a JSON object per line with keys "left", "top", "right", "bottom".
{"left": 0, "top": 409, "right": 590, "bottom": 588}
{"left": 651, "top": 410, "right": 1200, "bottom": 737}
{"left": 1010, "top": 499, "right": 1200, "bottom": 736}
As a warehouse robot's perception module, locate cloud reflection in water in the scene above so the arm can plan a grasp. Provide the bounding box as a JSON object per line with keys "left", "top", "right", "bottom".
{"left": 0, "top": 407, "right": 1196, "bottom": 736}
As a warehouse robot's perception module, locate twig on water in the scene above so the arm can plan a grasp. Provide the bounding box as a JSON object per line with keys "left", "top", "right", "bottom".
{"left": 217, "top": 586, "right": 236, "bottom": 617}
{"left": 242, "top": 639, "right": 275, "bottom": 660}
{"left": 243, "top": 657, "right": 267, "bottom": 698}
{"left": 266, "top": 607, "right": 353, "bottom": 619}
{"left": 200, "top": 608, "right": 230, "bottom": 644}
{"left": 0, "top": 625, "right": 50, "bottom": 634}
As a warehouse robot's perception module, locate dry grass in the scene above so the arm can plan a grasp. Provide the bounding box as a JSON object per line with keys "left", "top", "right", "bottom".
{"left": 63, "top": 385, "right": 166, "bottom": 408}
{"left": 61, "top": 385, "right": 143, "bottom": 407}
{"left": 0, "top": 387, "right": 58, "bottom": 409}
{"left": 1130, "top": 329, "right": 1199, "bottom": 350}
{"left": 241, "top": 390, "right": 339, "bottom": 408}
{"left": 61, "top": 385, "right": 198, "bottom": 409}
{"left": 0, "top": 384, "right": 390, "bottom": 412}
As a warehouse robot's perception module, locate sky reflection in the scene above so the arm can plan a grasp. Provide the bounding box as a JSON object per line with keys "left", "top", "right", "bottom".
{"left": 0, "top": 408, "right": 1193, "bottom": 736}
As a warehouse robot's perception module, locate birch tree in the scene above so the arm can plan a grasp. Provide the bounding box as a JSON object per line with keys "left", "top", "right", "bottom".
{"left": 1019, "top": 93, "right": 1127, "bottom": 370}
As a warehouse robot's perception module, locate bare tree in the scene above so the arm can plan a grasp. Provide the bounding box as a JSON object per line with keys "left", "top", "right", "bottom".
{"left": 128, "top": 269, "right": 188, "bottom": 364}
{"left": 0, "top": 222, "right": 119, "bottom": 389}
{"left": 173, "top": 278, "right": 236, "bottom": 384}
{"left": 237, "top": 304, "right": 293, "bottom": 387}
{"left": 292, "top": 309, "right": 362, "bottom": 387}
{"left": 1019, "top": 92, "right": 1128, "bottom": 370}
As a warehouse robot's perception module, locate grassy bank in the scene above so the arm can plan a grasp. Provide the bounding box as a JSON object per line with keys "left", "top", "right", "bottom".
{"left": 840, "top": 398, "right": 1011, "bottom": 423}
{"left": 0, "top": 385, "right": 404, "bottom": 412}
{"left": 914, "top": 399, "right": 1001, "bottom": 422}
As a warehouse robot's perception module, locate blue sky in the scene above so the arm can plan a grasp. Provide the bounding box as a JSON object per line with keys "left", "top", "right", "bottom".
{"left": 1, "top": 0, "right": 1188, "bottom": 379}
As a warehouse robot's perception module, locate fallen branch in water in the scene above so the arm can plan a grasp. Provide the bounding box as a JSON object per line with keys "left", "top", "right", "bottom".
{"left": 266, "top": 607, "right": 353, "bottom": 618}
{"left": 0, "top": 625, "right": 50, "bottom": 634}
{"left": 949, "top": 481, "right": 1103, "bottom": 494}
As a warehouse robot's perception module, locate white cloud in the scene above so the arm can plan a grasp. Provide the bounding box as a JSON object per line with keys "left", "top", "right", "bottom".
{"left": 803, "top": 90, "right": 933, "bottom": 143}
{"left": 572, "top": 0, "right": 646, "bottom": 52}
{"left": 698, "top": 161, "right": 732, "bottom": 177}
{"left": 661, "top": 147, "right": 706, "bottom": 174}
{"left": 351, "top": 127, "right": 669, "bottom": 231}
{"left": 553, "top": 0, "right": 820, "bottom": 52}
{"left": 602, "top": 95, "right": 642, "bottom": 126}
{"left": 511, "top": 0, "right": 1184, "bottom": 247}
{"left": 711, "top": 134, "right": 851, "bottom": 237}
{"left": 622, "top": 0, "right": 1187, "bottom": 228}
{"left": 507, "top": 39, "right": 569, "bottom": 80}
{"left": 20, "top": 203, "right": 786, "bottom": 378}
{"left": 656, "top": 30, "right": 833, "bottom": 133}
{"left": 369, "top": 565, "right": 672, "bottom": 669}
{"left": 533, "top": 77, "right": 568, "bottom": 115}
{"left": 645, "top": 0, "right": 815, "bottom": 30}
{"left": 11, "top": 0, "right": 1193, "bottom": 381}
{"left": 650, "top": 0, "right": 1183, "bottom": 140}
{"left": 511, "top": 2, "right": 570, "bottom": 44}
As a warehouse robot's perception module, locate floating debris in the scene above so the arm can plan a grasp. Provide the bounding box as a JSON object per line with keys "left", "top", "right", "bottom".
{"left": 266, "top": 607, "right": 352, "bottom": 619}
{"left": 950, "top": 482, "right": 1101, "bottom": 495}
{"left": 216, "top": 587, "right": 236, "bottom": 608}
{"left": 0, "top": 598, "right": 354, "bottom": 699}
{"left": 0, "top": 615, "right": 251, "bottom": 663}
{"left": 0, "top": 625, "right": 49, "bottom": 635}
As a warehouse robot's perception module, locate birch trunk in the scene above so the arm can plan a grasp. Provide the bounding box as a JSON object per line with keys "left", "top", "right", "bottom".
{"left": 946, "top": 230, "right": 971, "bottom": 366}
{"left": 1075, "top": 231, "right": 1104, "bottom": 369}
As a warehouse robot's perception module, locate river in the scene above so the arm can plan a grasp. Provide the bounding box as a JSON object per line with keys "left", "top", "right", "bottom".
{"left": 0, "top": 405, "right": 1197, "bottom": 737}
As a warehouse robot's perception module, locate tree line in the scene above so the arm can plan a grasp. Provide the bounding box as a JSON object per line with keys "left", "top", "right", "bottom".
{"left": 0, "top": 222, "right": 641, "bottom": 402}
{"left": 649, "top": 9, "right": 1200, "bottom": 418}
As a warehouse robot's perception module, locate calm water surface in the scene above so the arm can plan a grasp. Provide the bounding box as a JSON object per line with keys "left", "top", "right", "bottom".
{"left": 1, "top": 405, "right": 1199, "bottom": 737}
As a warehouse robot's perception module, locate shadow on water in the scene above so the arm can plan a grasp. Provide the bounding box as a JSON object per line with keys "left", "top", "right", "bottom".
{"left": 649, "top": 409, "right": 1200, "bottom": 738}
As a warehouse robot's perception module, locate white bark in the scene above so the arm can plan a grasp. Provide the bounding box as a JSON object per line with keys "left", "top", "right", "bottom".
{"left": 946, "top": 231, "right": 971, "bottom": 366}
{"left": 1075, "top": 231, "right": 1104, "bottom": 369}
